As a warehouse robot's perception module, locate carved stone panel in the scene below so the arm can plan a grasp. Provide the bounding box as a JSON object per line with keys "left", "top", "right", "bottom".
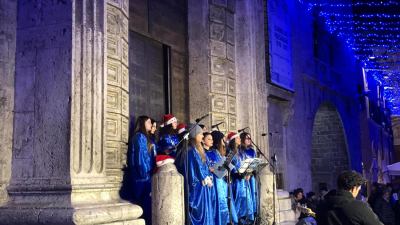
{"left": 228, "top": 96, "right": 236, "bottom": 114}
{"left": 210, "top": 22, "right": 225, "bottom": 41}
{"left": 105, "top": 113, "right": 121, "bottom": 142}
{"left": 210, "top": 5, "right": 225, "bottom": 24}
{"left": 121, "top": 90, "right": 129, "bottom": 117}
{"left": 227, "top": 59, "right": 235, "bottom": 78}
{"left": 226, "top": 27, "right": 234, "bottom": 45}
{"left": 226, "top": 11, "right": 234, "bottom": 28}
{"left": 210, "top": 76, "right": 227, "bottom": 94}
{"left": 227, "top": 78, "right": 236, "bottom": 96}
{"left": 210, "top": 40, "right": 226, "bottom": 58}
{"left": 211, "top": 57, "right": 227, "bottom": 76}
{"left": 121, "top": 116, "right": 129, "bottom": 143}
{"left": 211, "top": 94, "right": 228, "bottom": 113}
{"left": 228, "top": 115, "right": 237, "bottom": 131}
{"left": 227, "top": 43, "right": 235, "bottom": 61}
{"left": 212, "top": 0, "right": 228, "bottom": 8}
{"left": 212, "top": 113, "right": 229, "bottom": 132}
{"left": 107, "top": 34, "right": 120, "bottom": 59}
{"left": 121, "top": 39, "right": 129, "bottom": 66}
{"left": 106, "top": 85, "right": 122, "bottom": 114}
{"left": 121, "top": 65, "right": 129, "bottom": 91}
{"left": 107, "top": 58, "right": 121, "bottom": 87}
{"left": 105, "top": 141, "right": 120, "bottom": 170}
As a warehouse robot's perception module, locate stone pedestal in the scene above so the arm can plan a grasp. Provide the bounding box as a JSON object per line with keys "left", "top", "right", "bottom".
{"left": 0, "top": 1, "right": 143, "bottom": 224}
{"left": 258, "top": 168, "right": 276, "bottom": 225}
{"left": 152, "top": 163, "right": 185, "bottom": 225}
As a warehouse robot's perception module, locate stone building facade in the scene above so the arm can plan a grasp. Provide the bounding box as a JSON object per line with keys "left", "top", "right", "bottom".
{"left": 0, "top": 0, "right": 393, "bottom": 224}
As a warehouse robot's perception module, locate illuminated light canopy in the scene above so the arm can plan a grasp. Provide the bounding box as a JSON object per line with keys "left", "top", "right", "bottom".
{"left": 298, "top": 0, "right": 400, "bottom": 115}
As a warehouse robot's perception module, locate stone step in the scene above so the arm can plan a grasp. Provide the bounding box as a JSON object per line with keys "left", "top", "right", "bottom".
{"left": 279, "top": 221, "right": 297, "bottom": 225}
{"left": 279, "top": 209, "right": 296, "bottom": 222}
{"left": 277, "top": 189, "right": 297, "bottom": 224}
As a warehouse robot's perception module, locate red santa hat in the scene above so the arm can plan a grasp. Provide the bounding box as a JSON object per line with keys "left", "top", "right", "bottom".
{"left": 155, "top": 155, "right": 175, "bottom": 167}
{"left": 227, "top": 131, "right": 239, "bottom": 142}
{"left": 163, "top": 114, "right": 177, "bottom": 126}
{"left": 177, "top": 123, "right": 186, "bottom": 134}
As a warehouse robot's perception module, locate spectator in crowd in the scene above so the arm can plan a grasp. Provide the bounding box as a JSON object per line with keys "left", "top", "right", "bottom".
{"left": 306, "top": 192, "right": 318, "bottom": 213}
{"left": 317, "top": 170, "right": 383, "bottom": 225}
{"left": 373, "top": 187, "right": 396, "bottom": 225}
{"left": 394, "top": 189, "right": 400, "bottom": 225}
{"left": 368, "top": 182, "right": 381, "bottom": 207}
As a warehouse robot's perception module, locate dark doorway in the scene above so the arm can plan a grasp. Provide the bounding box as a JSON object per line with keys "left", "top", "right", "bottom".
{"left": 311, "top": 103, "right": 350, "bottom": 192}
{"left": 129, "top": 31, "right": 171, "bottom": 122}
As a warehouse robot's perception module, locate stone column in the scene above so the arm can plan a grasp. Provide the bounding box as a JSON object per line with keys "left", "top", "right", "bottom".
{"left": 0, "top": 0, "right": 17, "bottom": 205}
{"left": 0, "top": 1, "right": 143, "bottom": 224}
{"left": 152, "top": 163, "right": 185, "bottom": 225}
{"left": 235, "top": 1, "right": 273, "bottom": 224}
{"left": 188, "top": 0, "right": 237, "bottom": 132}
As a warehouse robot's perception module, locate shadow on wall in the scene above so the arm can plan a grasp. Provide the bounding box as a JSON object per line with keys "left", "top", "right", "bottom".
{"left": 119, "top": 117, "right": 137, "bottom": 203}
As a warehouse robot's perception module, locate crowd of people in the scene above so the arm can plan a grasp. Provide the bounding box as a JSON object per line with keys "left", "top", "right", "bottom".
{"left": 127, "top": 114, "right": 261, "bottom": 225}
{"left": 290, "top": 172, "right": 400, "bottom": 225}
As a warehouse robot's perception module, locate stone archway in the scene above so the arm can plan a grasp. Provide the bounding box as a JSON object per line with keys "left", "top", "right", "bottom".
{"left": 311, "top": 102, "right": 350, "bottom": 192}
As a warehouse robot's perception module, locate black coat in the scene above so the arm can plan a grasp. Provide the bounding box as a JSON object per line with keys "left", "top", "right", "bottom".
{"left": 373, "top": 197, "right": 396, "bottom": 225}
{"left": 316, "top": 189, "right": 383, "bottom": 225}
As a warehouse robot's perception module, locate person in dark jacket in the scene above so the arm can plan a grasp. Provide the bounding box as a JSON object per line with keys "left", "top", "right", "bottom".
{"left": 373, "top": 187, "right": 396, "bottom": 225}
{"left": 316, "top": 170, "right": 383, "bottom": 225}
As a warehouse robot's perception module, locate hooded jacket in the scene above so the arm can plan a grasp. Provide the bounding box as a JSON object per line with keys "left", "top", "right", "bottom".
{"left": 316, "top": 189, "right": 383, "bottom": 225}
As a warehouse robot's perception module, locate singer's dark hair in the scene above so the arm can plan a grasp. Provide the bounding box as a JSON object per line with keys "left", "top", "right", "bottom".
{"left": 159, "top": 123, "right": 177, "bottom": 136}
{"left": 240, "top": 132, "right": 251, "bottom": 144}
{"left": 203, "top": 132, "right": 212, "bottom": 138}
{"left": 133, "top": 115, "right": 152, "bottom": 152}
{"left": 228, "top": 138, "right": 238, "bottom": 154}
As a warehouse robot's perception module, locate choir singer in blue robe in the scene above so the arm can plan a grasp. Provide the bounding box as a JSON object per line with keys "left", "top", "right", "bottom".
{"left": 206, "top": 131, "right": 238, "bottom": 225}
{"left": 240, "top": 132, "right": 258, "bottom": 219}
{"left": 128, "top": 115, "right": 156, "bottom": 225}
{"left": 228, "top": 132, "right": 255, "bottom": 224}
{"left": 184, "top": 124, "right": 215, "bottom": 225}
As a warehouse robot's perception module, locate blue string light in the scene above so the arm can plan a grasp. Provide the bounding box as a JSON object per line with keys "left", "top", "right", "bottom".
{"left": 299, "top": 1, "right": 400, "bottom": 8}
{"left": 298, "top": 0, "right": 400, "bottom": 115}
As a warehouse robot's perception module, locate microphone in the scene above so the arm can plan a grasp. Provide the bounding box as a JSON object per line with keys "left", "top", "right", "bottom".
{"left": 237, "top": 127, "right": 249, "bottom": 133}
{"left": 211, "top": 121, "right": 224, "bottom": 129}
{"left": 271, "top": 154, "right": 277, "bottom": 163}
{"left": 195, "top": 113, "right": 209, "bottom": 123}
{"left": 261, "top": 131, "right": 279, "bottom": 136}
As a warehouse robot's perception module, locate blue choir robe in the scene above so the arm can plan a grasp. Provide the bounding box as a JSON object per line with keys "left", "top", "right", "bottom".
{"left": 157, "top": 134, "right": 179, "bottom": 157}
{"left": 184, "top": 145, "right": 215, "bottom": 225}
{"left": 231, "top": 149, "right": 255, "bottom": 223}
{"left": 245, "top": 147, "right": 258, "bottom": 216}
{"left": 206, "top": 149, "right": 238, "bottom": 225}
{"left": 129, "top": 132, "right": 155, "bottom": 224}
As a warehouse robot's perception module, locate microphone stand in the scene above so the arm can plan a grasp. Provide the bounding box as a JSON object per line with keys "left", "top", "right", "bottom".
{"left": 226, "top": 159, "right": 234, "bottom": 225}
{"left": 249, "top": 138, "right": 277, "bottom": 225}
